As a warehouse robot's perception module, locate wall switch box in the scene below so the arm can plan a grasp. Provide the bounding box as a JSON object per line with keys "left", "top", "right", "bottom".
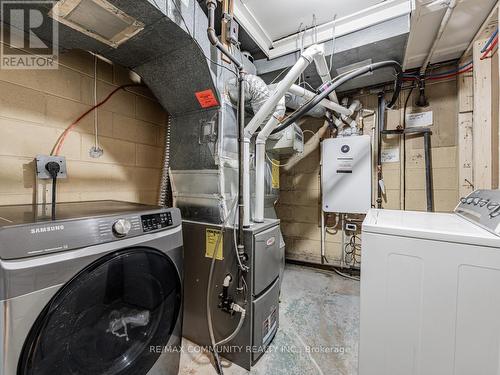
{"left": 36, "top": 155, "right": 68, "bottom": 179}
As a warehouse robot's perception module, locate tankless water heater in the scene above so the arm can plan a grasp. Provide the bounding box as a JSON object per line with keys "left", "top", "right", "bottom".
{"left": 321, "top": 135, "right": 371, "bottom": 214}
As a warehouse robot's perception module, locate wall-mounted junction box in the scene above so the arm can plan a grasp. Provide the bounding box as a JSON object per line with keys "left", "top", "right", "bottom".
{"left": 36, "top": 155, "right": 67, "bottom": 179}
{"left": 321, "top": 135, "right": 371, "bottom": 214}
{"left": 267, "top": 124, "right": 304, "bottom": 155}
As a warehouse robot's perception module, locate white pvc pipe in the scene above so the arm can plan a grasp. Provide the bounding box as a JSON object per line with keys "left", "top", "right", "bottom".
{"left": 288, "top": 84, "right": 352, "bottom": 116}
{"left": 243, "top": 44, "right": 325, "bottom": 226}
{"left": 420, "top": 0, "right": 457, "bottom": 75}
{"left": 254, "top": 97, "right": 286, "bottom": 223}
{"left": 314, "top": 53, "right": 339, "bottom": 103}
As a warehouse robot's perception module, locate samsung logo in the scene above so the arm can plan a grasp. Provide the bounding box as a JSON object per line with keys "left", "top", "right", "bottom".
{"left": 30, "top": 225, "right": 65, "bottom": 234}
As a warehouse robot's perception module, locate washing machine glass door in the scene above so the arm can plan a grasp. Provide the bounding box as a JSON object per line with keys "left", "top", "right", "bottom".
{"left": 18, "top": 248, "right": 181, "bottom": 375}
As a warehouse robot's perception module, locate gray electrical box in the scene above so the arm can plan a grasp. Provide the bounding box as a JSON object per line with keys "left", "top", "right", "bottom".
{"left": 35, "top": 155, "right": 67, "bottom": 179}
{"left": 267, "top": 123, "right": 304, "bottom": 155}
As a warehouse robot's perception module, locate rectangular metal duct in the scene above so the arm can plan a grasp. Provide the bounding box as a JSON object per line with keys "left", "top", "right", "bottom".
{"left": 49, "top": 0, "right": 144, "bottom": 48}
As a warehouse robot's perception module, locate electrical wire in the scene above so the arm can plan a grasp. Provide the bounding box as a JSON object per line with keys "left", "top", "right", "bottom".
{"left": 328, "top": 14, "right": 338, "bottom": 73}
{"left": 265, "top": 152, "right": 295, "bottom": 168}
{"left": 93, "top": 53, "right": 99, "bottom": 151}
{"left": 332, "top": 268, "right": 360, "bottom": 281}
{"left": 481, "top": 36, "right": 498, "bottom": 60}
{"left": 206, "top": 198, "right": 238, "bottom": 375}
{"left": 481, "top": 28, "right": 499, "bottom": 53}
{"left": 403, "top": 62, "right": 473, "bottom": 81}
{"left": 51, "top": 83, "right": 144, "bottom": 156}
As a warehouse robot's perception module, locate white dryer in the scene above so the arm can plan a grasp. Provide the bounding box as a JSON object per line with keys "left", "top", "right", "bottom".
{"left": 360, "top": 190, "right": 500, "bottom": 375}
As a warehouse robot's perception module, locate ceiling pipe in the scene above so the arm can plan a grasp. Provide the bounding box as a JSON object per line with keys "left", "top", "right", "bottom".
{"left": 420, "top": 0, "right": 458, "bottom": 75}
{"left": 314, "top": 53, "right": 339, "bottom": 103}
{"left": 288, "top": 84, "right": 352, "bottom": 116}
{"left": 242, "top": 44, "right": 325, "bottom": 226}
{"left": 271, "top": 60, "right": 403, "bottom": 135}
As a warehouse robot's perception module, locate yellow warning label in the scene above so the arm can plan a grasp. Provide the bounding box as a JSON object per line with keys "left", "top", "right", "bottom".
{"left": 272, "top": 159, "right": 280, "bottom": 189}
{"left": 205, "top": 228, "right": 224, "bottom": 260}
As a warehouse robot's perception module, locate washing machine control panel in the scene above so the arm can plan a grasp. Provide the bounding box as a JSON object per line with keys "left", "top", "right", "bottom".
{"left": 141, "top": 212, "right": 173, "bottom": 232}
{"left": 0, "top": 207, "right": 181, "bottom": 260}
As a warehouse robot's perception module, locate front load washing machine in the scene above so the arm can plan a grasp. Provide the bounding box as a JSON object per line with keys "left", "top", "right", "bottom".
{"left": 0, "top": 201, "right": 183, "bottom": 375}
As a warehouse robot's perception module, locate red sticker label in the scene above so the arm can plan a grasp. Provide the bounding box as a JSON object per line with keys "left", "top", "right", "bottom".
{"left": 195, "top": 89, "right": 219, "bottom": 108}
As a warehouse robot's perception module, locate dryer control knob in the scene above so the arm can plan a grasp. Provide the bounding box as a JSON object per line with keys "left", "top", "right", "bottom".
{"left": 113, "top": 219, "right": 132, "bottom": 237}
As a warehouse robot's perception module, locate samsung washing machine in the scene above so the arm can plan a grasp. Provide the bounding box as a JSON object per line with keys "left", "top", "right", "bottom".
{"left": 0, "top": 201, "right": 183, "bottom": 375}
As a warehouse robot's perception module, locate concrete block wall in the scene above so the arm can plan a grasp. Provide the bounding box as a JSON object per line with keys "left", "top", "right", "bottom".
{"left": 278, "top": 79, "right": 459, "bottom": 265}
{"left": 0, "top": 48, "right": 167, "bottom": 206}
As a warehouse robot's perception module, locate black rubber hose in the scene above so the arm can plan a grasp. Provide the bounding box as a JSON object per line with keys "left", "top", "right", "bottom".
{"left": 271, "top": 60, "right": 403, "bottom": 135}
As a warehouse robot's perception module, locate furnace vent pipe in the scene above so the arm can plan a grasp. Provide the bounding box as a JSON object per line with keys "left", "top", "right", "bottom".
{"left": 243, "top": 44, "right": 325, "bottom": 226}
{"left": 420, "top": 0, "right": 457, "bottom": 75}
{"left": 254, "top": 97, "right": 286, "bottom": 223}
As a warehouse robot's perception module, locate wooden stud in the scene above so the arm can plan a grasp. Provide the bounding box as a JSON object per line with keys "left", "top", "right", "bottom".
{"left": 473, "top": 39, "right": 494, "bottom": 189}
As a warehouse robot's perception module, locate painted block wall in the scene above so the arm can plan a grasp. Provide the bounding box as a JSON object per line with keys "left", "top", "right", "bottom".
{"left": 0, "top": 48, "right": 167, "bottom": 206}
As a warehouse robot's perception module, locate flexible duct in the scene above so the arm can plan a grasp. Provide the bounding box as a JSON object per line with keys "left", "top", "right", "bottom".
{"left": 228, "top": 74, "right": 271, "bottom": 123}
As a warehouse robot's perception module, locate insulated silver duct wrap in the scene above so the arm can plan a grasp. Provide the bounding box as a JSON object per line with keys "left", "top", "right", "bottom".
{"left": 228, "top": 74, "right": 272, "bottom": 125}
{"left": 285, "top": 92, "right": 326, "bottom": 118}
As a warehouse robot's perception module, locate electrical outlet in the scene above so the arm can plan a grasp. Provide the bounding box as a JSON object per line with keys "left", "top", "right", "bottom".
{"left": 345, "top": 223, "right": 358, "bottom": 232}
{"left": 36, "top": 155, "right": 67, "bottom": 179}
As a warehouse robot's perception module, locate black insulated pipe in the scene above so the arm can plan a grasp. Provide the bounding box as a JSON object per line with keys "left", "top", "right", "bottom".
{"left": 271, "top": 60, "right": 403, "bottom": 135}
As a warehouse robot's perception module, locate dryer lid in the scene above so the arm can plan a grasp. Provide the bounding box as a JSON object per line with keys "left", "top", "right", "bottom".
{"left": 363, "top": 209, "right": 500, "bottom": 248}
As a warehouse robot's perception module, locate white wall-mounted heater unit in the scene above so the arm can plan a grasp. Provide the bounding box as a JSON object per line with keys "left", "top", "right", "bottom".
{"left": 321, "top": 135, "right": 371, "bottom": 214}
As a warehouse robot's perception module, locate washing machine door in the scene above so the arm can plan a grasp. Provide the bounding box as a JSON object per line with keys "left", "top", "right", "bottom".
{"left": 18, "top": 248, "right": 182, "bottom": 375}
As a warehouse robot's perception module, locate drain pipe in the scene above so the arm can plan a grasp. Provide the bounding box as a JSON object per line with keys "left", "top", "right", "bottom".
{"left": 420, "top": 0, "right": 457, "bottom": 75}
{"left": 254, "top": 97, "right": 286, "bottom": 223}
{"left": 243, "top": 44, "right": 325, "bottom": 225}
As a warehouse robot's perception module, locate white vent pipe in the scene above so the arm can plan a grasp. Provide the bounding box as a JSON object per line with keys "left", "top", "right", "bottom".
{"left": 420, "top": 0, "right": 457, "bottom": 75}
{"left": 314, "top": 53, "right": 339, "bottom": 103}
{"left": 254, "top": 97, "right": 286, "bottom": 223}
{"left": 243, "top": 44, "right": 325, "bottom": 226}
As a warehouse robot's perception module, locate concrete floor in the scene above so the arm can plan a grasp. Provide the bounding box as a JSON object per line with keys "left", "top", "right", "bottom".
{"left": 179, "top": 264, "right": 360, "bottom": 375}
